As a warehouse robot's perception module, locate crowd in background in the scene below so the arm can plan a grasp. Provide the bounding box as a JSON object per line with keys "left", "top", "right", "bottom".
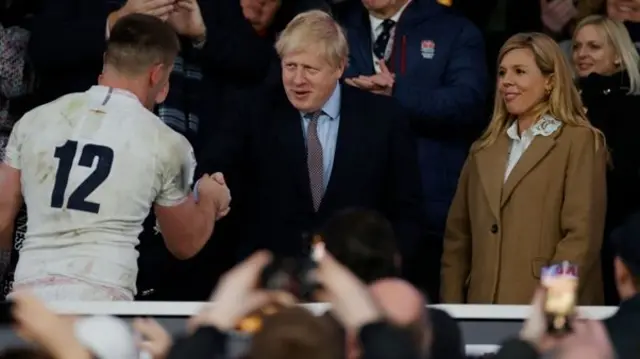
{"left": 2, "top": 0, "right": 640, "bottom": 358}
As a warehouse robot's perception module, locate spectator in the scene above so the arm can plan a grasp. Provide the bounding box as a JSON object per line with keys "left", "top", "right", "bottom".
{"left": 338, "top": 0, "right": 487, "bottom": 301}
{"left": 603, "top": 212, "right": 640, "bottom": 358}
{"left": 572, "top": 15, "right": 640, "bottom": 305}
{"left": 606, "top": 0, "right": 640, "bottom": 47}
{"left": 197, "top": 10, "right": 425, "bottom": 263}
{"left": 441, "top": 32, "right": 607, "bottom": 305}
{"left": 315, "top": 208, "right": 400, "bottom": 285}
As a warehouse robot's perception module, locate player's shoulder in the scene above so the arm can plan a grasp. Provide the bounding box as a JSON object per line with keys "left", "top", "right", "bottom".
{"left": 18, "top": 92, "right": 88, "bottom": 127}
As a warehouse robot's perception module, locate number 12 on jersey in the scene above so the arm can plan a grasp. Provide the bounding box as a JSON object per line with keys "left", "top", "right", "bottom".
{"left": 50, "top": 140, "right": 114, "bottom": 214}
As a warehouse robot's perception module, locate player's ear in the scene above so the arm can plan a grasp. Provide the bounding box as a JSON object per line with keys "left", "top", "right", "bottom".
{"left": 155, "top": 81, "right": 170, "bottom": 104}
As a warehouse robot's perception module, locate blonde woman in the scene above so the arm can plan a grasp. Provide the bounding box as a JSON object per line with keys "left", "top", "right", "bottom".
{"left": 441, "top": 33, "right": 607, "bottom": 305}
{"left": 573, "top": 15, "right": 640, "bottom": 305}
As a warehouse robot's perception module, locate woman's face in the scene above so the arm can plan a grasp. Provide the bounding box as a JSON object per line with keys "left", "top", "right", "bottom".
{"left": 498, "top": 48, "right": 549, "bottom": 117}
{"left": 573, "top": 24, "right": 619, "bottom": 77}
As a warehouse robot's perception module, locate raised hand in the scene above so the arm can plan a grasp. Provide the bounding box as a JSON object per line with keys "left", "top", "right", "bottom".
{"left": 167, "top": 0, "right": 207, "bottom": 40}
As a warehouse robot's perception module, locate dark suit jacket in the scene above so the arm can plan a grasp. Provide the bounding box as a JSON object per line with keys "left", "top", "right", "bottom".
{"left": 604, "top": 294, "right": 640, "bottom": 359}
{"left": 198, "top": 84, "right": 425, "bottom": 259}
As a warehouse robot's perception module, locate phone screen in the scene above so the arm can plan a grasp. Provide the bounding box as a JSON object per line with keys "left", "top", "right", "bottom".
{"left": 541, "top": 262, "right": 578, "bottom": 334}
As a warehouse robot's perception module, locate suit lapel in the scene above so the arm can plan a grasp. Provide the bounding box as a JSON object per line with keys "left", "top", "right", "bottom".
{"left": 275, "top": 103, "right": 315, "bottom": 209}
{"left": 501, "top": 131, "right": 559, "bottom": 207}
{"left": 320, "top": 87, "right": 358, "bottom": 212}
{"left": 475, "top": 134, "right": 510, "bottom": 219}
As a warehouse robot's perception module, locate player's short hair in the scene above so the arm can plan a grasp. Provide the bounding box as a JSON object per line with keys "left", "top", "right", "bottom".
{"left": 105, "top": 13, "right": 180, "bottom": 75}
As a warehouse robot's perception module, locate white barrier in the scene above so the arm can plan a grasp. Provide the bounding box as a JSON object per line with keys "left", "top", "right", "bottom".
{"left": 45, "top": 301, "right": 619, "bottom": 320}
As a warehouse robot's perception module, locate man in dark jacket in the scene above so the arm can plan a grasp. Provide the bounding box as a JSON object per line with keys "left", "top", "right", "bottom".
{"left": 338, "top": 0, "right": 487, "bottom": 300}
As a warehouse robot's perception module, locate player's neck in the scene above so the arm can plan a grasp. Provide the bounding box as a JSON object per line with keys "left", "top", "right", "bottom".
{"left": 98, "top": 71, "right": 148, "bottom": 106}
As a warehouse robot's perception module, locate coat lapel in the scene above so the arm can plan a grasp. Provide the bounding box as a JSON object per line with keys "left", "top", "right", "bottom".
{"left": 501, "top": 131, "right": 560, "bottom": 207}
{"left": 319, "top": 86, "right": 358, "bottom": 212}
{"left": 351, "top": 11, "right": 375, "bottom": 75}
{"left": 275, "top": 103, "right": 315, "bottom": 210}
{"left": 474, "top": 134, "right": 510, "bottom": 219}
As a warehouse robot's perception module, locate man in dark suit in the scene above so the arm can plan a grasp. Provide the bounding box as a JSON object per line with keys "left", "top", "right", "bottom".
{"left": 198, "top": 10, "right": 425, "bottom": 266}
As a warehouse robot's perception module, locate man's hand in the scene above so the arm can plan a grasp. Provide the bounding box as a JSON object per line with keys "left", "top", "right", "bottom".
{"left": 188, "top": 251, "right": 292, "bottom": 331}
{"left": 167, "top": 0, "right": 207, "bottom": 40}
{"left": 344, "top": 61, "right": 395, "bottom": 96}
{"left": 110, "top": 0, "right": 175, "bottom": 29}
{"left": 240, "top": 0, "right": 281, "bottom": 33}
{"left": 315, "top": 251, "right": 383, "bottom": 330}
{"left": 197, "top": 173, "right": 231, "bottom": 220}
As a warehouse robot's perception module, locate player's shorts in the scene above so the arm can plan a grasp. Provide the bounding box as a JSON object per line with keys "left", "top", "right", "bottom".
{"left": 10, "top": 275, "right": 133, "bottom": 301}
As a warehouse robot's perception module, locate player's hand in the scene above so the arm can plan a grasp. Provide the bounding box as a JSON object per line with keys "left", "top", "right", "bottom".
{"left": 240, "top": 0, "right": 281, "bottom": 33}
{"left": 109, "top": 0, "right": 175, "bottom": 30}
{"left": 197, "top": 174, "right": 231, "bottom": 219}
{"left": 167, "top": 0, "right": 207, "bottom": 40}
{"left": 133, "top": 318, "right": 172, "bottom": 359}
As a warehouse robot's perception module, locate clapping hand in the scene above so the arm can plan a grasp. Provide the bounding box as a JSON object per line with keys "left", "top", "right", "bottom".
{"left": 114, "top": 0, "right": 175, "bottom": 23}
{"left": 167, "top": 0, "right": 206, "bottom": 40}
{"left": 345, "top": 61, "right": 395, "bottom": 96}
{"left": 134, "top": 318, "right": 173, "bottom": 359}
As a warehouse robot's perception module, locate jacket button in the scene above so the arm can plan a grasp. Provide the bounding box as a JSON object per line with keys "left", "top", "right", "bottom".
{"left": 490, "top": 224, "right": 498, "bottom": 233}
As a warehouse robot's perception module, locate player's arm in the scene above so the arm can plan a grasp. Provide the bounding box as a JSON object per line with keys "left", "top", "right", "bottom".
{"left": 0, "top": 119, "right": 26, "bottom": 278}
{"left": 153, "top": 140, "right": 227, "bottom": 260}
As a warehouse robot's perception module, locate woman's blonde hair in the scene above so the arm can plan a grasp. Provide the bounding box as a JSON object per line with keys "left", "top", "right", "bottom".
{"left": 573, "top": 15, "right": 640, "bottom": 95}
{"left": 475, "top": 32, "right": 604, "bottom": 152}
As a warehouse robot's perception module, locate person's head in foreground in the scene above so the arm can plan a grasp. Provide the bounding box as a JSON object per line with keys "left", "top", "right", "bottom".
{"left": 477, "top": 32, "right": 602, "bottom": 151}
{"left": 572, "top": 15, "right": 640, "bottom": 94}
{"left": 247, "top": 304, "right": 342, "bottom": 359}
{"left": 611, "top": 212, "right": 640, "bottom": 301}
{"left": 101, "top": 13, "right": 180, "bottom": 110}
{"left": 315, "top": 208, "right": 400, "bottom": 284}
{"left": 276, "top": 10, "right": 347, "bottom": 113}
{"left": 345, "top": 278, "right": 430, "bottom": 359}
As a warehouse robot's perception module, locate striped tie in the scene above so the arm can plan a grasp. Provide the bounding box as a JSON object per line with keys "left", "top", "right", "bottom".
{"left": 306, "top": 111, "right": 324, "bottom": 211}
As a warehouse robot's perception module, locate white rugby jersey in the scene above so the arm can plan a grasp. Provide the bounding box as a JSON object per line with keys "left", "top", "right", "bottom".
{"left": 3, "top": 85, "right": 196, "bottom": 296}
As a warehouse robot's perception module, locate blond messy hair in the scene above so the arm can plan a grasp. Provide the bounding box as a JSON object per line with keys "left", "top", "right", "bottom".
{"left": 275, "top": 10, "right": 348, "bottom": 69}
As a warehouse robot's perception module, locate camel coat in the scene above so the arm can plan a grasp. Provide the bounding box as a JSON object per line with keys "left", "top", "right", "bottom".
{"left": 441, "top": 124, "right": 607, "bottom": 305}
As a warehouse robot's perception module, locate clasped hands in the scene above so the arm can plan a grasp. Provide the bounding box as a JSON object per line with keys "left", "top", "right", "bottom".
{"left": 197, "top": 172, "right": 231, "bottom": 221}
{"left": 112, "top": 0, "right": 206, "bottom": 40}
{"left": 345, "top": 61, "right": 395, "bottom": 96}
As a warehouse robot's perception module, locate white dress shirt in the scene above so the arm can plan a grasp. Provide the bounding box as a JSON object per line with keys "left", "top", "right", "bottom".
{"left": 369, "top": 1, "right": 411, "bottom": 73}
{"left": 504, "top": 115, "right": 562, "bottom": 181}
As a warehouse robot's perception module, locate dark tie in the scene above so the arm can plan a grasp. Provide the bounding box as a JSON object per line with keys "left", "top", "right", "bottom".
{"left": 306, "top": 111, "right": 324, "bottom": 211}
{"left": 373, "top": 19, "right": 396, "bottom": 61}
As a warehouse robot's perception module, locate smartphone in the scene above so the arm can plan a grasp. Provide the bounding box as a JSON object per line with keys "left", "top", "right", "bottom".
{"left": 541, "top": 262, "right": 578, "bottom": 335}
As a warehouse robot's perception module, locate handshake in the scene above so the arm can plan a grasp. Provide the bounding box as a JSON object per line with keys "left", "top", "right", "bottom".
{"left": 196, "top": 172, "right": 231, "bottom": 221}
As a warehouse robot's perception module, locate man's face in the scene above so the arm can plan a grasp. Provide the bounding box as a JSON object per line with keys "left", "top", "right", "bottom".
{"left": 361, "top": 0, "right": 398, "bottom": 11}
{"left": 281, "top": 49, "right": 343, "bottom": 113}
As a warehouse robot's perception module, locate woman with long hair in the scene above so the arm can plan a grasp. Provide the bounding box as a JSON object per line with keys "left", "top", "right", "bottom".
{"left": 441, "top": 32, "right": 607, "bottom": 304}
{"left": 573, "top": 14, "right": 640, "bottom": 305}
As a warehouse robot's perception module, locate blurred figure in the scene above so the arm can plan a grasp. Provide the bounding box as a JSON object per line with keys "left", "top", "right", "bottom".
{"left": 603, "top": 212, "right": 640, "bottom": 358}
{"left": 315, "top": 208, "right": 400, "bottom": 284}
{"left": 339, "top": 0, "right": 487, "bottom": 301}
{"left": 198, "top": 10, "right": 424, "bottom": 262}
{"left": 442, "top": 32, "right": 607, "bottom": 304}
{"left": 607, "top": 0, "right": 640, "bottom": 47}
{"left": 0, "top": 14, "right": 230, "bottom": 301}
{"left": 248, "top": 307, "right": 341, "bottom": 359}
{"left": 572, "top": 15, "right": 640, "bottom": 305}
